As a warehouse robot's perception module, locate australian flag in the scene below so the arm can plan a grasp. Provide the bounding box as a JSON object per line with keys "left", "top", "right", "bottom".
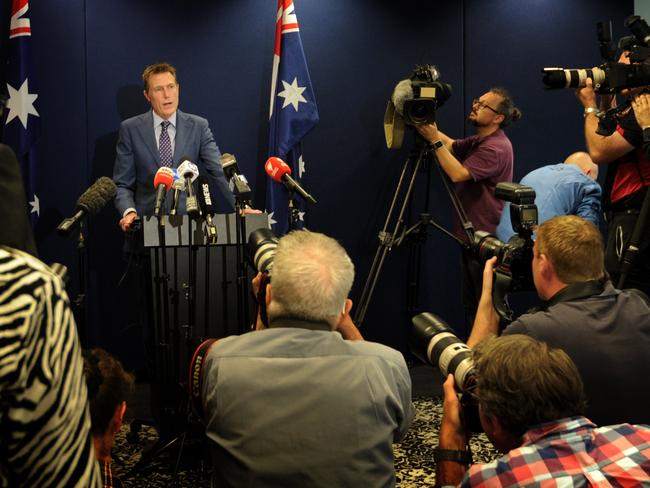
{"left": 267, "top": 0, "right": 319, "bottom": 235}
{"left": 3, "top": 0, "right": 41, "bottom": 223}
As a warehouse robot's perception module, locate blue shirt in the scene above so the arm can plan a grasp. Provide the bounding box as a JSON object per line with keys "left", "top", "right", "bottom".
{"left": 496, "top": 164, "right": 601, "bottom": 242}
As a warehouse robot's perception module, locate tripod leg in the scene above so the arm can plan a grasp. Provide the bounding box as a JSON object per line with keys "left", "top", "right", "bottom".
{"left": 354, "top": 147, "right": 427, "bottom": 327}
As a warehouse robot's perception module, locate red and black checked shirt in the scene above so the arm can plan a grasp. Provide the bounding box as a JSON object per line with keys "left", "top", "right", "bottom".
{"left": 460, "top": 416, "right": 650, "bottom": 487}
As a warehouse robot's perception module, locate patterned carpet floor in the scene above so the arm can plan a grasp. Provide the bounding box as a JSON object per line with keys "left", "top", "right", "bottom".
{"left": 112, "top": 397, "right": 500, "bottom": 487}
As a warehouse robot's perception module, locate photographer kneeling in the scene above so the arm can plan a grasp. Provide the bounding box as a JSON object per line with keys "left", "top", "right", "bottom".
{"left": 435, "top": 334, "right": 650, "bottom": 487}
{"left": 467, "top": 215, "right": 650, "bottom": 426}
{"left": 196, "top": 230, "right": 414, "bottom": 487}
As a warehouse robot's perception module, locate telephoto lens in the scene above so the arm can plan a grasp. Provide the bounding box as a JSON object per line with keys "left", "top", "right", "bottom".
{"left": 248, "top": 228, "right": 279, "bottom": 274}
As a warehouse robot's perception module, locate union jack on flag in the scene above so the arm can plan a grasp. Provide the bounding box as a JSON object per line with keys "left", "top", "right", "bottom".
{"left": 3, "top": 0, "right": 41, "bottom": 221}
{"left": 267, "top": 0, "right": 319, "bottom": 234}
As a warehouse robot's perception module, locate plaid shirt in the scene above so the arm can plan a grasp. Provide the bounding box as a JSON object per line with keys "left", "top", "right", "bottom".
{"left": 461, "top": 416, "right": 650, "bottom": 487}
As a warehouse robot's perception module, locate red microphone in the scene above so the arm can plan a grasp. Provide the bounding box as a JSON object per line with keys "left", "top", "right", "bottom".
{"left": 264, "top": 157, "right": 317, "bottom": 204}
{"left": 153, "top": 166, "right": 175, "bottom": 217}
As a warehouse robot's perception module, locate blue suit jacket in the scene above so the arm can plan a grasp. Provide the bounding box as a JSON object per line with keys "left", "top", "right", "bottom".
{"left": 113, "top": 109, "right": 235, "bottom": 217}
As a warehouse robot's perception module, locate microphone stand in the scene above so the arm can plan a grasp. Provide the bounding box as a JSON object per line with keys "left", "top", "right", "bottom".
{"left": 287, "top": 189, "right": 301, "bottom": 231}
{"left": 232, "top": 176, "right": 253, "bottom": 333}
{"left": 74, "top": 221, "right": 87, "bottom": 342}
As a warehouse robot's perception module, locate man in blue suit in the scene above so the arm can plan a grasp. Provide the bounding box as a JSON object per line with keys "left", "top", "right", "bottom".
{"left": 113, "top": 62, "right": 235, "bottom": 232}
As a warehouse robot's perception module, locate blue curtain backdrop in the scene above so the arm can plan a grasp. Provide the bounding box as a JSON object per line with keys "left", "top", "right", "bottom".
{"left": 0, "top": 0, "right": 633, "bottom": 364}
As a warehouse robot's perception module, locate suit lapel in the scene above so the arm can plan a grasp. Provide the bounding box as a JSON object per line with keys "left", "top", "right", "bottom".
{"left": 136, "top": 111, "right": 160, "bottom": 166}
{"left": 174, "top": 110, "right": 191, "bottom": 166}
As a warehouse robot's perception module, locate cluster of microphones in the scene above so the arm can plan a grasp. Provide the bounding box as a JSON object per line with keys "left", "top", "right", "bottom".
{"left": 56, "top": 154, "right": 316, "bottom": 238}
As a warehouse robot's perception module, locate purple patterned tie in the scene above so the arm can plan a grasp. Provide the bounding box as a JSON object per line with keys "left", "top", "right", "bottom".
{"left": 159, "top": 121, "right": 173, "bottom": 167}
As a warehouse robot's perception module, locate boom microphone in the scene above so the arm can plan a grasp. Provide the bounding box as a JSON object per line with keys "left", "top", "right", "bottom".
{"left": 57, "top": 176, "right": 117, "bottom": 235}
{"left": 264, "top": 157, "right": 317, "bottom": 205}
{"left": 196, "top": 175, "right": 217, "bottom": 242}
{"left": 177, "top": 157, "right": 200, "bottom": 217}
{"left": 153, "top": 166, "right": 175, "bottom": 217}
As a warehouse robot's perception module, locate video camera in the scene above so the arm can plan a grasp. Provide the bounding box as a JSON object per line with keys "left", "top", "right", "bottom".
{"left": 469, "top": 182, "right": 537, "bottom": 321}
{"left": 384, "top": 65, "right": 452, "bottom": 149}
{"left": 542, "top": 15, "right": 650, "bottom": 94}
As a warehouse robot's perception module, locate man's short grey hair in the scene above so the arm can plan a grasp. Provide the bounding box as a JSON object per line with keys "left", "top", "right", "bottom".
{"left": 267, "top": 230, "right": 354, "bottom": 325}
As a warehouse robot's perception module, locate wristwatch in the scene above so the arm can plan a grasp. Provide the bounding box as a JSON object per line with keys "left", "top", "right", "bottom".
{"left": 433, "top": 448, "right": 473, "bottom": 464}
{"left": 583, "top": 107, "right": 599, "bottom": 117}
{"left": 433, "top": 140, "right": 444, "bottom": 150}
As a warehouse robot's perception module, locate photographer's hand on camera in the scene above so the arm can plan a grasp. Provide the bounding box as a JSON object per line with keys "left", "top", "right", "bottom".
{"left": 415, "top": 123, "right": 472, "bottom": 183}
{"left": 436, "top": 374, "right": 471, "bottom": 486}
{"left": 335, "top": 299, "right": 364, "bottom": 341}
{"left": 576, "top": 78, "right": 635, "bottom": 163}
{"left": 631, "top": 93, "right": 650, "bottom": 129}
{"left": 467, "top": 257, "right": 500, "bottom": 348}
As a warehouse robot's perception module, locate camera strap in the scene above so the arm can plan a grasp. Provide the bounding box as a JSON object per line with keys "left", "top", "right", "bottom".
{"left": 188, "top": 338, "right": 218, "bottom": 420}
{"left": 540, "top": 280, "right": 605, "bottom": 310}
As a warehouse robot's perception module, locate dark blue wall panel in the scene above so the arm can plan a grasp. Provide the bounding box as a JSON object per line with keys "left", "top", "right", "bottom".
{"left": 2, "top": 0, "right": 634, "bottom": 364}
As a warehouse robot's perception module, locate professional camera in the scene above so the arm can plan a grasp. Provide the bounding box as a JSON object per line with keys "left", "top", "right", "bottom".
{"left": 248, "top": 228, "right": 279, "bottom": 274}
{"left": 398, "top": 64, "right": 453, "bottom": 125}
{"left": 384, "top": 65, "right": 452, "bottom": 149}
{"left": 469, "top": 182, "right": 537, "bottom": 321}
{"left": 542, "top": 15, "right": 650, "bottom": 95}
{"left": 410, "top": 312, "right": 481, "bottom": 432}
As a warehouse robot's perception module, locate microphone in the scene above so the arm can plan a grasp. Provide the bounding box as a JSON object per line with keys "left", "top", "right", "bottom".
{"left": 264, "top": 157, "right": 317, "bottom": 205}
{"left": 221, "top": 152, "right": 252, "bottom": 202}
{"left": 196, "top": 175, "right": 217, "bottom": 243}
{"left": 170, "top": 170, "right": 185, "bottom": 216}
{"left": 153, "top": 166, "right": 175, "bottom": 217}
{"left": 57, "top": 177, "right": 117, "bottom": 235}
{"left": 177, "top": 157, "right": 200, "bottom": 217}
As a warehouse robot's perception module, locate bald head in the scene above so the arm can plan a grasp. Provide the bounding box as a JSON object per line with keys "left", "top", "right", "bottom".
{"left": 564, "top": 151, "right": 598, "bottom": 180}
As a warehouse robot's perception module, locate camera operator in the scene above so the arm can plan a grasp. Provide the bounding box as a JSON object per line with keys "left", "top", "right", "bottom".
{"left": 416, "top": 88, "right": 522, "bottom": 325}
{"left": 576, "top": 51, "right": 650, "bottom": 296}
{"left": 199, "top": 230, "right": 414, "bottom": 487}
{"left": 435, "top": 334, "right": 650, "bottom": 487}
{"left": 467, "top": 215, "right": 650, "bottom": 426}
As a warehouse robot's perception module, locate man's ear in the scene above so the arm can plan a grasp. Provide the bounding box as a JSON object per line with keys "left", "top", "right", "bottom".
{"left": 143, "top": 90, "right": 151, "bottom": 103}
{"left": 343, "top": 298, "right": 353, "bottom": 316}
{"left": 539, "top": 253, "right": 556, "bottom": 280}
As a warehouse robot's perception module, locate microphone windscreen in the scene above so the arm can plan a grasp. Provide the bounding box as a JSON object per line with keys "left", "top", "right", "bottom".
{"left": 153, "top": 166, "right": 175, "bottom": 191}
{"left": 177, "top": 158, "right": 200, "bottom": 183}
{"left": 196, "top": 175, "right": 214, "bottom": 214}
{"left": 391, "top": 79, "right": 413, "bottom": 116}
{"left": 76, "top": 177, "right": 117, "bottom": 215}
{"left": 265, "top": 157, "right": 292, "bottom": 182}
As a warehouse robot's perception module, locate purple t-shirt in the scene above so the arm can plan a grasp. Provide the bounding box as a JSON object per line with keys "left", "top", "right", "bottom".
{"left": 452, "top": 129, "right": 513, "bottom": 240}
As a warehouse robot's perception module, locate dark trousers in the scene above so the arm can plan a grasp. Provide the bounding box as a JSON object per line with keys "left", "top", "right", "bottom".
{"left": 605, "top": 209, "right": 650, "bottom": 297}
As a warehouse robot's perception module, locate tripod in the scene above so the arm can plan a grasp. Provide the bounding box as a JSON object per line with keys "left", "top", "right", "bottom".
{"left": 353, "top": 135, "right": 473, "bottom": 328}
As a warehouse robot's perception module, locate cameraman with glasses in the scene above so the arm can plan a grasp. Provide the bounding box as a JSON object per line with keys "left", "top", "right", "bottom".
{"left": 416, "top": 88, "right": 522, "bottom": 328}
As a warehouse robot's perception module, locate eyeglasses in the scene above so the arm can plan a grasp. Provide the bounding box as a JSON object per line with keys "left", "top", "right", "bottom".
{"left": 472, "top": 98, "right": 500, "bottom": 114}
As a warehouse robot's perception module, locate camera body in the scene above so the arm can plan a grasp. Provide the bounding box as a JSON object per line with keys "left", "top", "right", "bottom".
{"left": 542, "top": 15, "right": 650, "bottom": 95}
{"left": 401, "top": 65, "right": 452, "bottom": 125}
{"left": 470, "top": 182, "right": 537, "bottom": 321}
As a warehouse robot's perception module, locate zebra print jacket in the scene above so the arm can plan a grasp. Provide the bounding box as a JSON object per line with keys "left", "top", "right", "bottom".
{"left": 0, "top": 246, "right": 101, "bottom": 487}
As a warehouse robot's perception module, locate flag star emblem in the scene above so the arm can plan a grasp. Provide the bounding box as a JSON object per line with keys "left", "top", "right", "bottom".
{"left": 277, "top": 77, "right": 307, "bottom": 111}
{"left": 29, "top": 194, "right": 40, "bottom": 216}
{"left": 298, "top": 211, "right": 305, "bottom": 222}
{"left": 5, "top": 78, "right": 39, "bottom": 129}
{"left": 267, "top": 211, "right": 277, "bottom": 227}
{"left": 298, "top": 155, "right": 306, "bottom": 178}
